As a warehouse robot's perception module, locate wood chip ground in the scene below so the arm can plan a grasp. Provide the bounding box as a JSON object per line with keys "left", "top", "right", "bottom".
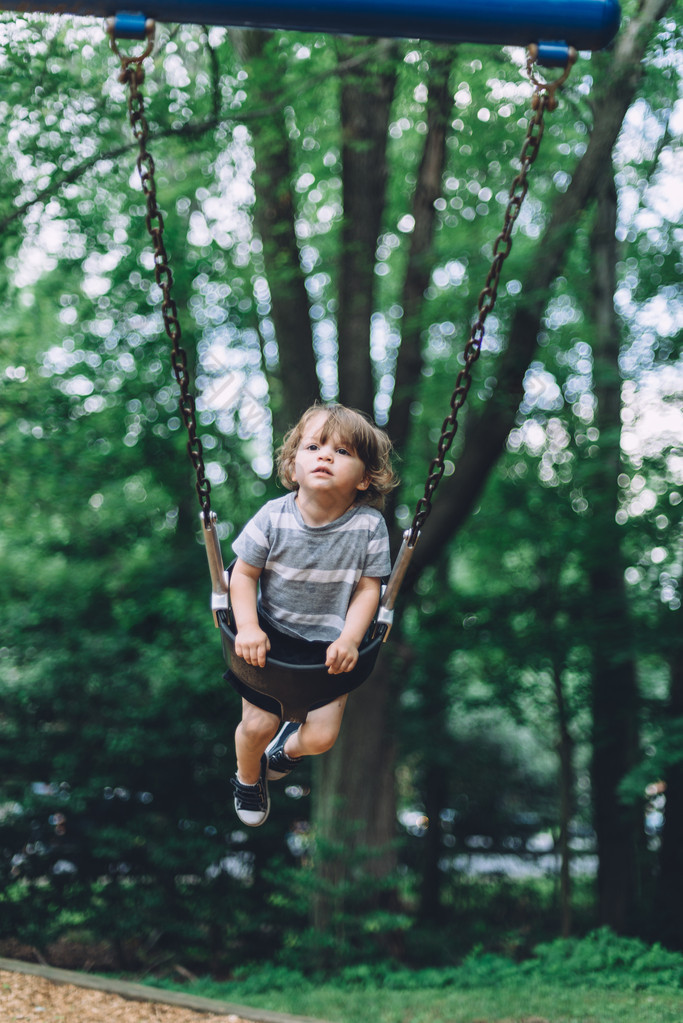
{"left": 0, "top": 970, "right": 252, "bottom": 1023}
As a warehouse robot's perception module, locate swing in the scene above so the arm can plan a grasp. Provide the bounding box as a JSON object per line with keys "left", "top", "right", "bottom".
{"left": 164, "top": 34, "right": 576, "bottom": 722}
{"left": 7, "top": 1, "right": 619, "bottom": 720}
{"left": 107, "top": 11, "right": 589, "bottom": 722}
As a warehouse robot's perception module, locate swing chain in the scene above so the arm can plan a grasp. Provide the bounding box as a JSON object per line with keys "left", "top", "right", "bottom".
{"left": 109, "top": 22, "right": 212, "bottom": 523}
{"left": 407, "top": 50, "right": 575, "bottom": 546}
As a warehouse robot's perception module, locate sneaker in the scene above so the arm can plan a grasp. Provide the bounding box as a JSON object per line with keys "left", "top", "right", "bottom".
{"left": 266, "top": 721, "right": 302, "bottom": 780}
{"left": 231, "top": 755, "right": 270, "bottom": 826}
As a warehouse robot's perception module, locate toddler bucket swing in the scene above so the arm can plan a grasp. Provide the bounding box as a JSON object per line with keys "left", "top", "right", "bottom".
{"left": 4, "top": 0, "right": 619, "bottom": 720}
{"left": 200, "top": 41, "right": 578, "bottom": 722}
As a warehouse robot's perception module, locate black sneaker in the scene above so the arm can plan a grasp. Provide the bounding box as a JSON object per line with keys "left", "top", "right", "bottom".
{"left": 266, "top": 721, "right": 302, "bottom": 780}
{"left": 231, "top": 755, "right": 270, "bottom": 826}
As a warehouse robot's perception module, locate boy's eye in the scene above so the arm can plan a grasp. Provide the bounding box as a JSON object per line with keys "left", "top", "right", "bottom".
{"left": 336, "top": 447, "right": 351, "bottom": 456}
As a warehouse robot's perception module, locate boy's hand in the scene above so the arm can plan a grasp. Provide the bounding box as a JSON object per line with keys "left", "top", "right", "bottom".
{"left": 235, "top": 624, "right": 271, "bottom": 667}
{"left": 325, "top": 636, "right": 359, "bottom": 674}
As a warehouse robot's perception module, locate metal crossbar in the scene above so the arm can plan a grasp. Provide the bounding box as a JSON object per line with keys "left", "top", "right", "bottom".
{"left": 4, "top": 0, "right": 620, "bottom": 51}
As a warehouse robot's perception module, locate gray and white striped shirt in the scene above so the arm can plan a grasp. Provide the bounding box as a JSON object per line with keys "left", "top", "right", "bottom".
{"left": 232, "top": 492, "right": 391, "bottom": 642}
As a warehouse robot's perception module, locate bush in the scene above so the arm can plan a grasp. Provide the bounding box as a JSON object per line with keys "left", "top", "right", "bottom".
{"left": 526, "top": 927, "right": 683, "bottom": 991}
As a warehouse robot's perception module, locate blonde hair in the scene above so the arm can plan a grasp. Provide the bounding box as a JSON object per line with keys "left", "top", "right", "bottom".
{"left": 276, "top": 404, "right": 398, "bottom": 510}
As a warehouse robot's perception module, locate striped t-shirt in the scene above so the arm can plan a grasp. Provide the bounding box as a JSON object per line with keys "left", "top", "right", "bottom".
{"left": 232, "top": 492, "right": 391, "bottom": 642}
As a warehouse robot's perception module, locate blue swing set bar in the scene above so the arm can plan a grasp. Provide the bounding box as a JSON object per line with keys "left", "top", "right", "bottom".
{"left": 0, "top": 0, "right": 620, "bottom": 54}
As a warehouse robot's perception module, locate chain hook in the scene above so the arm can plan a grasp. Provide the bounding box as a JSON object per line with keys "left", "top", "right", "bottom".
{"left": 526, "top": 44, "right": 577, "bottom": 111}
{"left": 107, "top": 16, "right": 156, "bottom": 66}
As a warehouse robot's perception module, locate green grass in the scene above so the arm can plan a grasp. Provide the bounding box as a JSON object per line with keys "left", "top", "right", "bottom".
{"left": 149, "top": 977, "right": 683, "bottom": 1023}
{"left": 144, "top": 930, "right": 683, "bottom": 1023}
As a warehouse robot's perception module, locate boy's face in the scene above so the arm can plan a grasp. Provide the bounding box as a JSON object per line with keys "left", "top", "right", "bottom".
{"left": 292, "top": 411, "right": 369, "bottom": 503}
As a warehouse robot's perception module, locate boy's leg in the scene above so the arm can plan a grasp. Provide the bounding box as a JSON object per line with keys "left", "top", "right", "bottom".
{"left": 285, "top": 694, "right": 348, "bottom": 759}
{"left": 235, "top": 699, "right": 280, "bottom": 785}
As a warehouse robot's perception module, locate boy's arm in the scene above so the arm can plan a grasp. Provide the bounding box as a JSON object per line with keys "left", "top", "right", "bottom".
{"left": 230, "top": 558, "right": 271, "bottom": 667}
{"left": 325, "top": 576, "right": 381, "bottom": 675}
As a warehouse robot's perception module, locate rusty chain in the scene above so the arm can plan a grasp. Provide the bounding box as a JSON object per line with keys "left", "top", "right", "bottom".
{"left": 108, "top": 21, "right": 212, "bottom": 523}
{"left": 107, "top": 22, "right": 573, "bottom": 541}
{"left": 407, "top": 48, "right": 576, "bottom": 546}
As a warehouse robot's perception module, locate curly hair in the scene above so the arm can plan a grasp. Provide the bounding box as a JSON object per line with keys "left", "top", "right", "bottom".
{"left": 276, "top": 404, "right": 398, "bottom": 510}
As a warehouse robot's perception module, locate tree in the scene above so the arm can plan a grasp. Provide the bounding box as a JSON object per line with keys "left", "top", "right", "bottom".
{"left": 0, "top": 0, "right": 680, "bottom": 958}
{"left": 584, "top": 166, "right": 644, "bottom": 932}
{"left": 302, "top": 0, "right": 676, "bottom": 929}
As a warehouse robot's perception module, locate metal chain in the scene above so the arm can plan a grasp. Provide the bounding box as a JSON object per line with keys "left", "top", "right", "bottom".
{"left": 407, "top": 50, "right": 575, "bottom": 546}
{"left": 109, "top": 23, "right": 212, "bottom": 523}
{"left": 107, "top": 26, "right": 572, "bottom": 537}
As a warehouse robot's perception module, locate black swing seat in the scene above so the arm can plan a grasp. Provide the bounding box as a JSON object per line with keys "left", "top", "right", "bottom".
{"left": 202, "top": 512, "right": 414, "bottom": 723}
{"left": 217, "top": 607, "right": 386, "bottom": 723}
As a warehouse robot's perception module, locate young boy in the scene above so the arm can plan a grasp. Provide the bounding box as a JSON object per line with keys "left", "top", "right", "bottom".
{"left": 228, "top": 403, "right": 397, "bottom": 826}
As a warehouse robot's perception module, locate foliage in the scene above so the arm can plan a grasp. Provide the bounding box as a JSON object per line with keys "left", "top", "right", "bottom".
{"left": 144, "top": 930, "right": 683, "bottom": 1023}
{"left": 265, "top": 838, "right": 413, "bottom": 970}
{"left": 0, "top": 2, "right": 681, "bottom": 966}
{"left": 226, "top": 927, "right": 683, "bottom": 990}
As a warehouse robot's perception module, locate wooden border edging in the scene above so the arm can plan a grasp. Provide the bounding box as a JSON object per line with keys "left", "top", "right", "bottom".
{"left": 0, "top": 957, "right": 332, "bottom": 1023}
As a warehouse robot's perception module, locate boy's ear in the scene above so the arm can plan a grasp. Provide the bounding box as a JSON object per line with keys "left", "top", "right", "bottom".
{"left": 357, "top": 476, "right": 370, "bottom": 491}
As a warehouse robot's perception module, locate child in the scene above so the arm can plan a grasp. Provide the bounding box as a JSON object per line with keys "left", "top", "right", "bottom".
{"left": 227, "top": 403, "right": 397, "bottom": 826}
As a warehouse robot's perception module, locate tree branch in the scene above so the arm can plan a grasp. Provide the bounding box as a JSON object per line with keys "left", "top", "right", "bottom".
{"left": 407, "top": 0, "right": 676, "bottom": 577}
{"left": 231, "top": 28, "right": 319, "bottom": 434}
{"left": 0, "top": 117, "right": 223, "bottom": 236}
{"left": 389, "top": 45, "right": 457, "bottom": 453}
{"left": 1, "top": 36, "right": 383, "bottom": 236}
{"left": 336, "top": 38, "right": 400, "bottom": 414}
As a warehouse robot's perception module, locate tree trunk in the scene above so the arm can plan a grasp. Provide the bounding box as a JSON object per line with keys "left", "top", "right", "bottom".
{"left": 586, "top": 167, "right": 644, "bottom": 933}
{"left": 552, "top": 657, "right": 574, "bottom": 937}
{"left": 309, "top": 43, "right": 399, "bottom": 932}
{"left": 230, "top": 29, "right": 320, "bottom": 433}
{"left": 417, "top": 679, "right": 451, "bottom": 922}
{"left": 390, "top": 45, "right": 456, "bottom": 451}
{"left": 336, "top": 39, "right": 399, "bottom": 413}
{"left": 233, "top": 0, "right": 673, "bottom": 924}
{"left": 655, "top": 621, "right": 683, "bottom": 947}
{"left": 537, "top": 554, "right": 575, "bottom": 937}
{"left": 311, "top": 50, "right": 456, "bottom": 925}
{"left": 312, "top": 655, "right": 399, "bottom": 932}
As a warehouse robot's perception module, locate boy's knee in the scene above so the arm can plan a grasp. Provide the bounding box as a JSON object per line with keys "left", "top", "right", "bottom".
{"left": 302, "top": 723, "right": 339, "bottom": 756}
{"left": 238, "top": 710, "right": 278, "bottom": 747}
